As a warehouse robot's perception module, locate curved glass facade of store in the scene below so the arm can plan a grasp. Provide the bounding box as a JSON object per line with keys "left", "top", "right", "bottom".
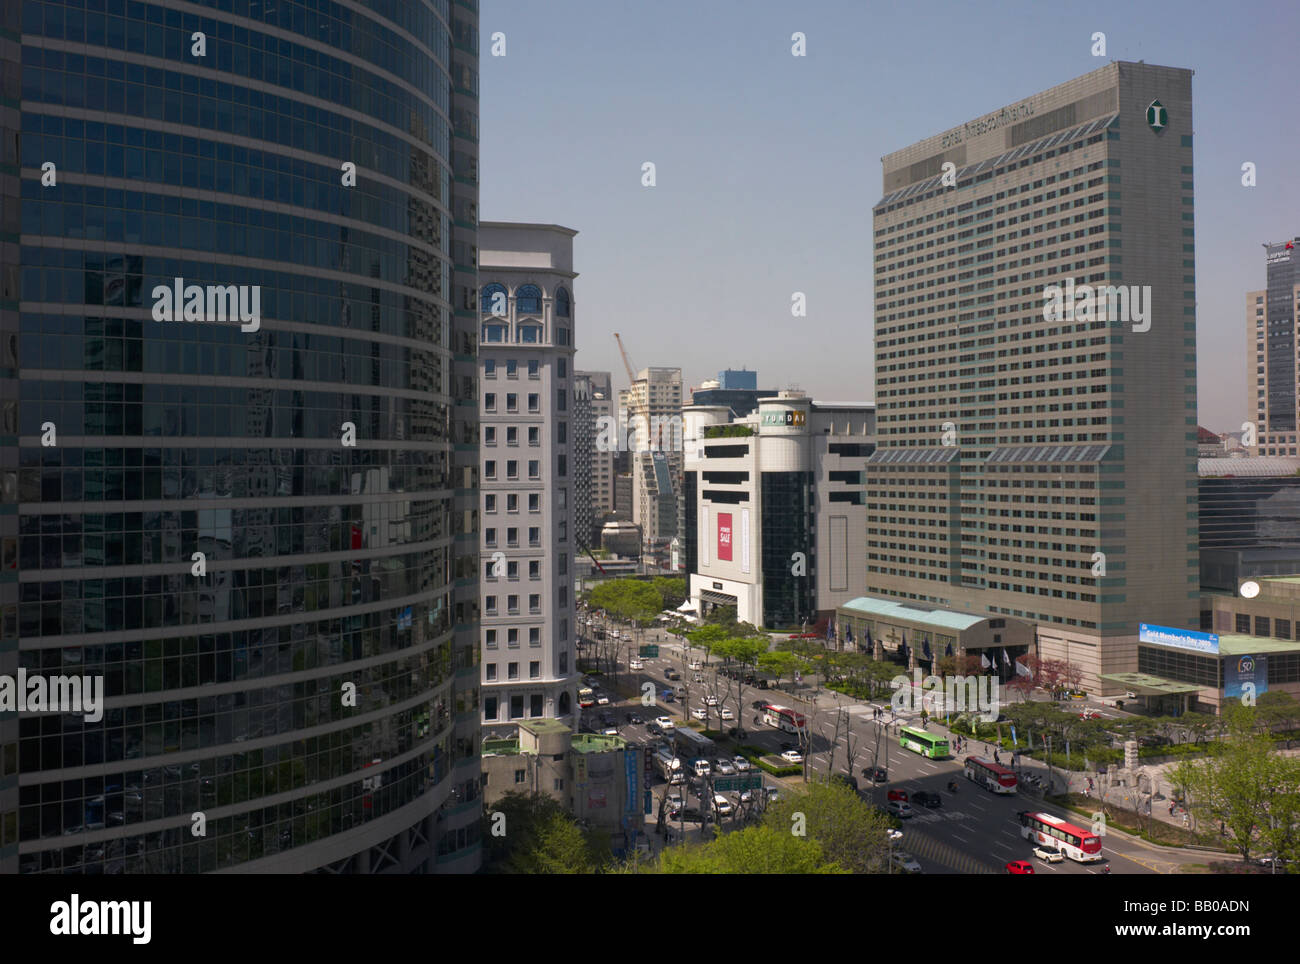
{"left": 0, "top": 0, "right": 482, "bottom": 873}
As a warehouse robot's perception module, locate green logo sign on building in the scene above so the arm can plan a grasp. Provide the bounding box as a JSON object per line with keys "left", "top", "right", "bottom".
{"left": 1146, "top": 100, "right": 1167, "bottom": 131}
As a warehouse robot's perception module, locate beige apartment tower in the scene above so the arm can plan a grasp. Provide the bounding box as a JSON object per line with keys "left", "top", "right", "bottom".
{"left": 867, "top": 61, "right": 1198, "bottom": 694}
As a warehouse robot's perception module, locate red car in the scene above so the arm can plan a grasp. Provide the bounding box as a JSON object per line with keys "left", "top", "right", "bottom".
{"left": 1079, "top": 710, "right": 1102, "bottom": 720}
{"left": 887, "top": 789, "right": 909, "bottom": 803}
{"left": 1005, "top": 860, "right": 1035, "bottom": 874}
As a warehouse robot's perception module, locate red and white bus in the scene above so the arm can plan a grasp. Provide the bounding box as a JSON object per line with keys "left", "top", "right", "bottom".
{"left": 964, "top": 756, "right": 1018, "bottom": 794}
{"left": 1018, "top": 811, "right": 1103, "bottom": 862}
{"left": 762, "top": 703, "right": 807, "bottom": 735}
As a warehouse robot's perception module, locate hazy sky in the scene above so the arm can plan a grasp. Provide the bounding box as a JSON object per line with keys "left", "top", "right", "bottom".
{"left": 479, "top": 0, "right": 1300, "bottom": 433}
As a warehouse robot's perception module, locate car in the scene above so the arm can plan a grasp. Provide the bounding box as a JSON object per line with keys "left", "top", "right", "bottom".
{"left": 830, "top": 773, "right": 859, "bottom": 792}
{"left": 693, "top": 674, "right": 706, "bottom": 683}
{"left": 714, "top": 759, "right": 737, "bottom": 775}
{"left": 669, "top": 807, "right": 704, "bottom": 823}
{"left": 720, "top": 707, "right": 735, "bottom": 720}
{"left": 733, "top": 755, "right": 751, "bottom": 772}
{"left": 886, "top": 829, "right": 903, "bottom": 841}
{"left": 664, "top": 668, "right": 681, "bottom": 680}
{"left": 1257, "top": 854, "right": 1289, "bottom": 868}
{"left": 1005, "top": 860, "right": 1035, "bottom": 874}
{"left": 655, "top": 716, "right": 675, "bottom": 731}
{"left": 752, "top": 700, "right": 768, "bottom": 710}
{"left": 766, "top": 786, "right": 780, "bottom": 802}
{"left": 601, "top": 727, "right": 619, "bottom": 736}
{"left": 866, "top": 767, "right": 888, "bottom": 783}
{"left": 689, "top": 661, "right": 703, "bottom": 670}
{"left": 890, "top": 851, "right": 922, "bottom": 874}
{"left": 739, "top": 789, "right": 755, "bottom": 804}
{"left": 1079, "top": 710, "right": 1102, "bottom": 720}
{"left": 625, "top": 712, "right": 644, "bottom": 724}
{"left": 1033, "top": 845, "right": 1064, "bottom": 864}
{"left": 704, "top": 695, "right": 720, "bottom": 707}
{"left": 629, "top": 659, "right": 643, "bottom": 670}
{"left": 597, "top": 695, "right": 610, "bottom": 705}
{"left": 912, "top": 790, "right": 942, "bottom": 809}
{"left": 667, "top": 791, "right": 684, "bottom": 810}
{"left": 886, "top": 800, "right": 915, "bottom": 819}
{"left": 646, "top": 723, "right": 662, "bottom": 737}
{"left": 780, "top": 749, "right": 804, "bottom": 764}
{"left": 886, "top": 789, "right": 909, "bottom": 803}
{"left": 713, "top": 794, "right": 734, "bottom": 816}
{"left": 692, "top": 759, "right": 712, "bottom": 778}
{"left": 691, "top": 707, "right": 708, "bottom": 721}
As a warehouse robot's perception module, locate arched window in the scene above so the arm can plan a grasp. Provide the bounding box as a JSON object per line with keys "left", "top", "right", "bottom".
{"left": 558, "top": 691, "right": 571, "bottom": 715}
{"left": 518, "top": 323, "right": 541, "bottom": 344}
{"left": 555, "top": 287, "right": 571, "bottom": 318}
{"left": 480, "top": 282, "right": 507, "bottom": 316}
{"left": 515, "top": 284, "right": 542, "bottom": 315}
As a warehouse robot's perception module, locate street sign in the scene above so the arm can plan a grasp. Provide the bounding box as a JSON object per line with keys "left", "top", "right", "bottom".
{"left": 713, "top": 774, "right": 761, "bottom": 792}
{"left": 639, "top": 645, "right": 659, "bottom": 657}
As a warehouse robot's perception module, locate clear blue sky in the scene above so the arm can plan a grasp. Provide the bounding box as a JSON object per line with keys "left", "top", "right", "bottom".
{"left": 480, "top": 0, "right": 1299, "bottom": 433}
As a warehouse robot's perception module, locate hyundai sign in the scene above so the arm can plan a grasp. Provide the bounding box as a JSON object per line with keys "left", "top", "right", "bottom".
{"left": 1138, "top": 623, "right": 1219, "bottom": 655}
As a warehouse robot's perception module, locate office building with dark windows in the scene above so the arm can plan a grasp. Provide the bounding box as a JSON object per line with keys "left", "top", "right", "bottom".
{"left": 682, "top": 392, "right": 874, "bottom": 629}
{"left": 866, "top": 61, "right": 1197, "bottom": 696}
{"left": 1, "top": 0, "right": 481, "bottom": 874}
{"left": 1247, "top": 237, "right": 1300, "bottom": 455}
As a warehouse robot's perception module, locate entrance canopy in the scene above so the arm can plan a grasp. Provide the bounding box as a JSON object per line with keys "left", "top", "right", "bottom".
{"left": 1098, "top": 672, "right": 1203, "bottom": 697}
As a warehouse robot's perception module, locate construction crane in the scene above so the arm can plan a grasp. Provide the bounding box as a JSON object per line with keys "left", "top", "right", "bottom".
{"left": 613, "top": 332, "right": 638, "bottom": 385}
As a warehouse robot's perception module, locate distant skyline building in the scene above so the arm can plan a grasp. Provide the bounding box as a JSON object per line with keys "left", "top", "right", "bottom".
{"left": 2, "top": 0, "right": 482, "bottom": 874}
{"left": 865, "top": 61, "right": 1198, "bottom": 695}
{"left": 1247, "top": 237, "right": 1300, "bottom": 456}
{"left": 691, "top": 368, "right": 777, "bottom": 419}
{"left": 621, "top": 368, "right": 682, "bottom": 567}
{"left": 477, "top": 223, "right": 579, "bottom": 733}
{"left": 573, "top": 373, "right": 595, "bottom": 554}
{"left": 578, "top": 370, "right": 614, "bottom": 543}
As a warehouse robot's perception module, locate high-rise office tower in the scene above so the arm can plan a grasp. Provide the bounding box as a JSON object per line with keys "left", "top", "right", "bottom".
{"left": 477, "top": 223, "right": 578, "bottom": 732}
{"left": 579, "top": 370, "right": 614, "bottom": 542}
{"left": 572, "top": 373, "right": 594, "bottom": 553}
{"left": 867, "top": 61, "right": 1197, "bottom": 694}
{"left": 1, "top": 1, "right": 481, "bottom": 873}
{"left": 1247, "top": 238, "right": 1300, "bottom": 455}
{"left": 624, "top": 367, "right": 682, "bottom": 568}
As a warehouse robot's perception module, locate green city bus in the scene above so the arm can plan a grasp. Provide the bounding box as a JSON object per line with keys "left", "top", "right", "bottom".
{"left": 899, "top": 726, "right": 949, "bottom": 759}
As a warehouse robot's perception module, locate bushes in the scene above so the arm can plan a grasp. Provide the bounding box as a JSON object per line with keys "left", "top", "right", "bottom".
{"left": 736, "top": 745, "right": 801, "bottom": 778}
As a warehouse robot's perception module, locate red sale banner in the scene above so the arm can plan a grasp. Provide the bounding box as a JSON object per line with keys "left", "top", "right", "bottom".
{"left": 717, "top": 513, "right": 733, "bottom": 561}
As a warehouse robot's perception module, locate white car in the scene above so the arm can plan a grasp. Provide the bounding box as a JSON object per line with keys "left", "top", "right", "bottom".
{"left": 891, "top": 851, "right": 922, "bottom": 874}
{"left": 667, "top": 791, "right": 683, "bottom": 810}
{"left": 733, "top": 755, "right": 751, "bottom": 772}
{"left": 713, "top": 794, "right": 734, "bottom": 816}
{"left": 689, "top": 661, "right": 703, "bottom": 670}
{"left": 1033, "top": 845, "right": 1064, "bottom": 864}
{"left": 655, "top": 716, "right": 675, "bottom": 731}
{"left": 887, "top": 829, "right": 903, "bottom": 841}
{"left": 691, "top": 707, "right": 708, "bottom": 721}
{"left": 780, "top": 750, "right": 804, "bottom": 764}
{"left": 714, "top": 759, "right": 736, "bottom": 775}
{"left": 704, "top": 695, "right": 720, "bottom": 707}
{"left": 596, "top": 696, "right": 610, "bottom": 705}
{"left": 720, "top": 707, "right": 735, "bottom": 720}
{"left": 692, "top": 759, "right": 712, "bottom": 778}
{"left": 630, "top": 659, "right": 643, "bottom": 670}
{"left": 601, "top": 727, "right": 618, "bottom": 736}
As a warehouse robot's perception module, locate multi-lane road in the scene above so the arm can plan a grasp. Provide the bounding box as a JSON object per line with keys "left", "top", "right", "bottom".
{"left": 582, "top": 620, "right": 1197, "bottom": 873}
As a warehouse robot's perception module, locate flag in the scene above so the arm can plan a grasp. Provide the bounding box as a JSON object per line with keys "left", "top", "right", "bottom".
{"left": 922, "top": 638, "right": 931, "bottom": 659}
{"left": 981, "top": 653, "right": 991, "bottom": 669}
{"left": 1011, "top": 725, "right": 1018, "bottom": 746}
{"left": 1015, "top": 659, "right": 1032, "bottom": 678}
{"left": 1001, "top": 648, "right": 1010, "bottom": 666}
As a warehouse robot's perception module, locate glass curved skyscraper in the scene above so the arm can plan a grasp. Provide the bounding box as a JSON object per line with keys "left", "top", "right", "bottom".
{"left": 0, "top": 0, "right": 482, "bottom": 873}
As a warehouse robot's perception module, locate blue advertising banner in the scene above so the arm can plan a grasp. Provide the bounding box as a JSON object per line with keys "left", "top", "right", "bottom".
{"left": 1139, "top": 623, "right": 1219, "bottom": 655}
{"left": 625, "top": 747, "right": 639, "bottom": 813}
{"left": 1224, "top": 654, "right": 1267, "bottom": 701}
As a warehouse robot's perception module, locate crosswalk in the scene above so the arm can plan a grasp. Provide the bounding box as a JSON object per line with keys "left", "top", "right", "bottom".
{"left": 903, "top": 827, "right": 1001, "bottom": 874}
